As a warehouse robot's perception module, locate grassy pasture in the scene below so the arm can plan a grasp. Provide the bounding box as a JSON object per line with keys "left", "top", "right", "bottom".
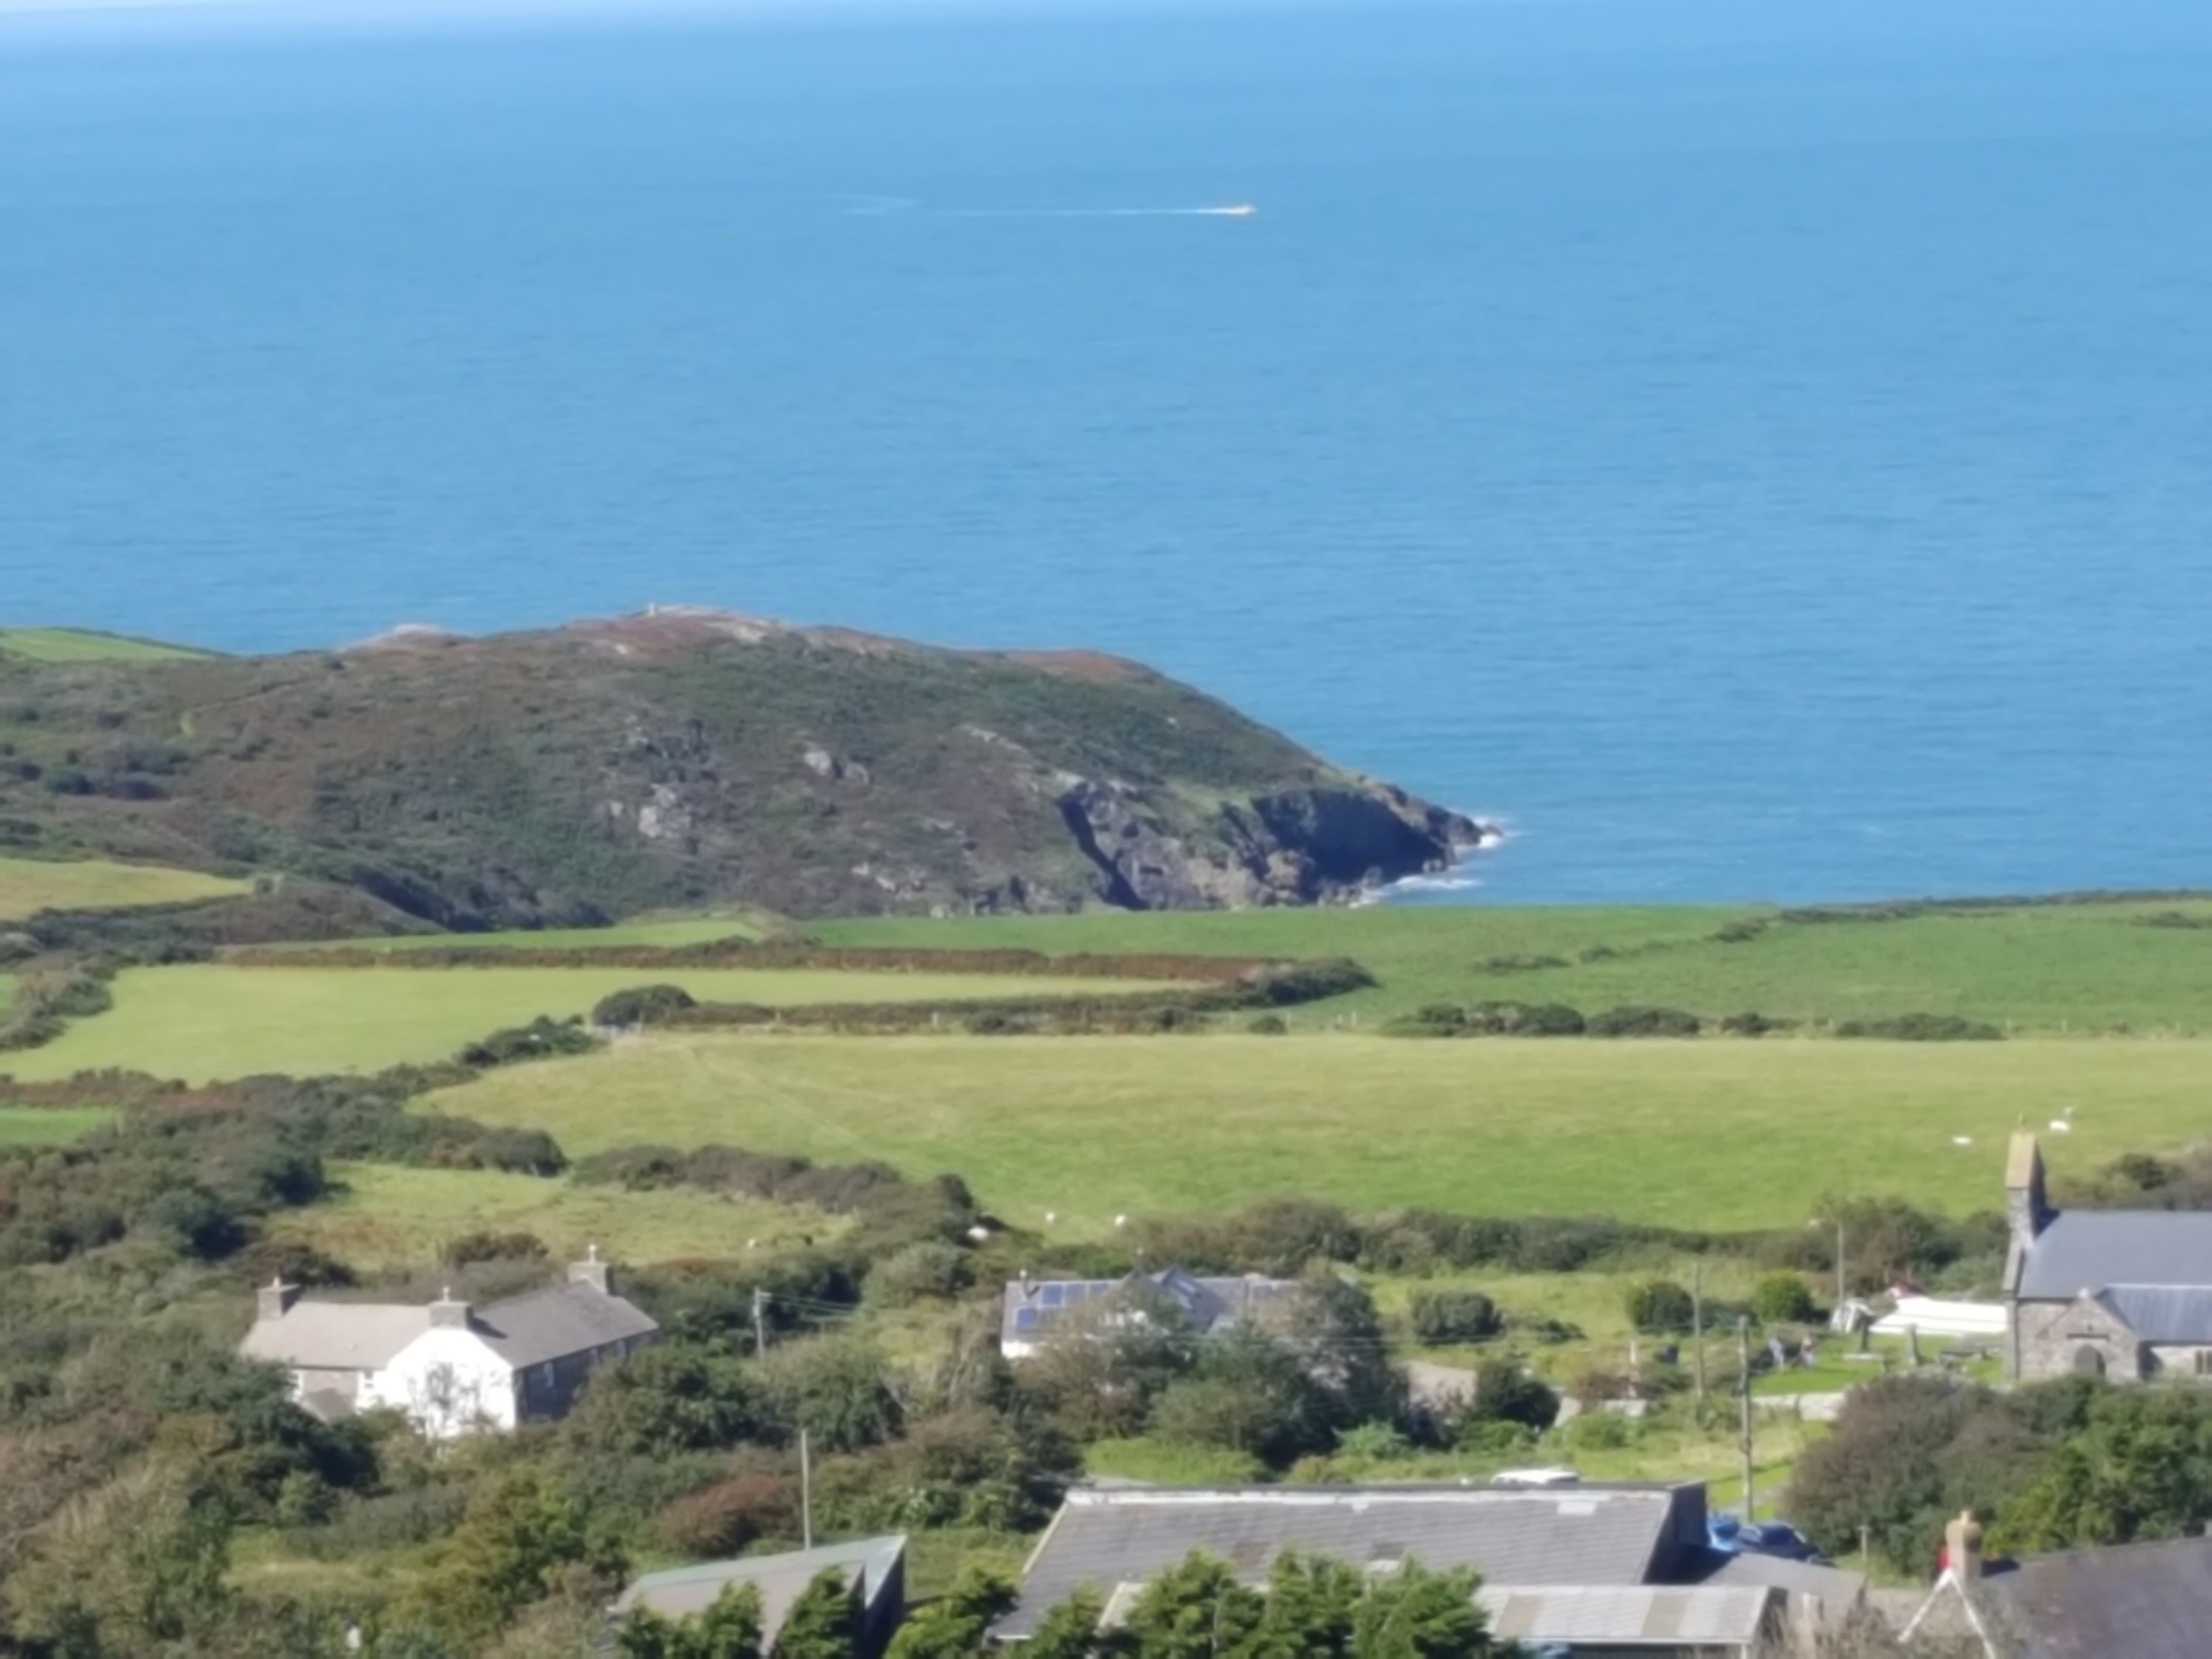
{"left": 7, "top": 963, "right": 1181, "bottom": 1083}
{"left": 815, "top": 899, "right": 2212, "bottom": 1033}
{"left": 315, "top": 916, "right": 767, "bottom": 952}
{"left": 435, "top": 1032, "right": 2211, "bottom": 1232}
{"left": 0, "top": 854, "right": 250, "bottom": 921}
{"left": 0, "top": 626, "right": 215, "bottom": 663}
{"left": 0, "top": 1106, "right": 110, "bottom": 1147}
{"left": 270, "top": 1164, "right": 833, "bottom": 1267}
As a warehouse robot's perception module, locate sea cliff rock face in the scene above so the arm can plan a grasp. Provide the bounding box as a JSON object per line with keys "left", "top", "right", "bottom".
{"left": 0, "top": 611, "right": 1490, "bottom": 921}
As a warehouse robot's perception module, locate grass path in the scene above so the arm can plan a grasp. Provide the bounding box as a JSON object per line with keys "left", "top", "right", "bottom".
{"left": 0, "top": 1106, "right": 110, "bottom": 1147}
{"left": 435, "top": 1032, "right": 2209, "bottom": 1232}
{"left": 12, "top": 963, "right": 1179, "bottom": 1083}
{"left": 0, "top": 855, "right": 249, "bottom": 921}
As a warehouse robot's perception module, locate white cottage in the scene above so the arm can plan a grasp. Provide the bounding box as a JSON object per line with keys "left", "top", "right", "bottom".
{"left": 239, "top": 1249, "right": 660, "bottom": 1439}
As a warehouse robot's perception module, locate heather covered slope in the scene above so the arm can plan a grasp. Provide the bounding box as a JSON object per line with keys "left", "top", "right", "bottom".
{"left": 0, "top": 611, "right": 1481, "bottom": 926}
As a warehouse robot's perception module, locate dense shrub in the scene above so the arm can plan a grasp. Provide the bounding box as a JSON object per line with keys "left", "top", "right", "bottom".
{"left": 1407, "top": 1289, "right": 1502, "bottom": 1346}
{"left": 754, "top": 1335, "right": 902, "bottom": 1453}
{"left": 455, "top": 1015, "right": 600, "bottom": 1068}
{"left": 1718, "top": 1011, "right": 1794, "bottom": 1036}
{"left": 654, "top": 1467, "right": 797, "bottom": 1558}
{"left": 1586, "top": 1005, "right": 1701, "bottom": 1039}
{"left": 443, "top": 1230, "right": 549, "bottom": 1267}
{"left": 590, "top": 984, "right": 699, "bottom": 1028}
{"left": 1834, "top": 1013, "right": 2003, "bottom": 1042}
{"left": 1750, "top": 1273, "right": 1820, "bottom": 1324}
{"left": 864, "top": 1241, "right": 973, "bottom": 1307}
{"left": 563, "top": 1343, "right": 762, "bottom": 1458}
{"left": 1623, "top": 1278, "right": 1696, "bottom": 1335}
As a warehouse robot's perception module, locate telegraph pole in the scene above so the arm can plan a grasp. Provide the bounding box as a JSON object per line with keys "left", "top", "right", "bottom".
{"left": 1692, "top": 1260, "right": 1707, "bottom": 1413}
{"left": 1835, "top": 1220, "right": 1848, "bottom": 1313}
{"left": 801, "top": 1428, "right": 815, "bottom": 1549}
{"left": 752, "top": 1286, "right": 768, "bottom": 1358}
{"left": 1737, "top": 1317, "right": 1755, "bottom": 1518}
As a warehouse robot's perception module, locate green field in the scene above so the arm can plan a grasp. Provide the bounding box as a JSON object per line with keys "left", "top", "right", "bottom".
{"left": 0, "top": 1106, "right": 110, "bottom": 1147}
{"left": 0, "top": 854, "right": 251, "bottom": 922}
{"left": 0, "top": 626, "right": 216, "bottom": 663}
{"left": 8, "top": 963, "right": 1182, "bottom": 1083}
{"left": 319, "top": 916, "right": 766, "bottom": 952}
{"left": 434, "top": 1031, "right": 2206, "bottom": 1232}
{"left": 817, "top": 899, "right": 2212, "bottom": 1033}
{"left": 270, "top": 1163, "right": 833, "bottom": 1267}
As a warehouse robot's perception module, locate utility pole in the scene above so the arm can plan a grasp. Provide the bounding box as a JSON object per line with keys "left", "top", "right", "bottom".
{"left": 1692, "top": 1259, "right": 1707, "bottom": 1413}
{"left": 1835, "top": 1220, "right": 1848, "bottom": 1313}
{"left": 1737, "top": 1316, "right": 1755, "bottom": 1519}
{"left": 752, "top": 1286, "right": 768, "bottom": 1359}
{"left": 800, "top": 1428, "right": 814, "bottom": 1550}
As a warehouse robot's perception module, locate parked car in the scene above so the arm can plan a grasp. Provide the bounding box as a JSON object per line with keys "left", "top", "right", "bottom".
{"left": 1708, "top": 1514, "right": 1823, "bottom": 1562}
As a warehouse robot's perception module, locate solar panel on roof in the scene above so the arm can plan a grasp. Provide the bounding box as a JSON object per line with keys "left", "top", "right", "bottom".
{"left": 1041, "top": 1284, "right": 1064, "bottom": 1307}
{"left": 1014, "top": 1309, "right": 1040, "bottom": 1330}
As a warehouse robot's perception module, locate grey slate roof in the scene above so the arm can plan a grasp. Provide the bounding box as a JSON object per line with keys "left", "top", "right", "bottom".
{"left": 1680, "top": 1548, "right": 1867, "bottom": 1605}
{"left": 615, "top": 1535, "right": 905, "bottom": 1635}
{"left": 1975, "top": 1535, "right": 2212, "bottom": 1658}
{"left": 994, "top": 1485, "right": 1704, "bottom": 1639}
{"left": 472, "top": 1281, "right": 660, "bottom": 1368}
{"left": 1477, "top": 1584, "right": 1774, "bottom": 1649}
{"left": 2094, "top": 1284, "right": 2212, "bottom": 1344}
{"left": 1002, "top": 1268, "right": 1297, "bottom": 1350}
{"left": 241, "top": 1281, "right": 657, "bottom": 1373}
{"left": 239, "top": 1302, "right": 435, "bottom": 1370}
{"left": 2015, "top": 1210, "right": 2212, "bottom": 1301}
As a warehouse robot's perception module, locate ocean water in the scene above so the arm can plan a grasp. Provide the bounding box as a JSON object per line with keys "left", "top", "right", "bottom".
{"left": 4, "top": 0, "right": 2210, "bottom": 905}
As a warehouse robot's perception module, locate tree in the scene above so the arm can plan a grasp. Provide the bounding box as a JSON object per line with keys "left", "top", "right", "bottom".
{"left": 756, "top": 1335, "right": 903, "bottom": 1453}
{"left": 885, "top": 1566, "right": 1017, "bottom": 1659}
{"left": 566, "top": 1342, "right": 761, "bottom": 1457}
{"left": 1350, "top": 1563, "right": 1492, "bottom": 1659}
{"left": 1750, "top": 1273, "right": 1819, "bottom": 1325}
{"left": 620, "top": 1583, "right": 766, "bottom": 1659}
{"left": 1623, "top": 1279, "right": 1694, "bottom": 1335}
{"left": 1122, "top": 1552, "right": 1265, "bottom": 1659}
{"left": 1996, "top": 1385, "right": 2212, "bottom": 1552}
{"left": 1407, "top": 1291, "right": 1500, "bottom": 1347}
{"left": 1251, "top": 1552, "right": 1364, "bottom": 1659}
{"left": 3, "top": 1458, "right": 234, "bottom": 1656}
{"left": 1025, "top": 1587, "right": 1107, "bottom": 1659}
{"left": 771, "top": 1569, "right": 860, "bottom": 1659}
{"left": 415, "top": 1470, "right": 609, "bottom": 1644}
{"left": 1786, "top": 1375, "right": 1988, "bottom": 1572}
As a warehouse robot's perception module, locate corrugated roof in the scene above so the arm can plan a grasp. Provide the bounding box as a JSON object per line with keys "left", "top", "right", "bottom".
{"left": 616, "top": 1536, "right": 906, "bottom": 1632}
{"left": 474, "top": 1282, "right": 660, "bottom": 1368}
{"left": 2017, "top": 1212, "right": 2212, "bottom": 1301}
{"left": 995, "top": 1487, "right": 1694, "bottom": 1638}
{"left": 239, "top": 1281, "right": 657, "bottom": 1373}
{"left": 1478, "top": 1584, "right": 1774, "bottom": 1647}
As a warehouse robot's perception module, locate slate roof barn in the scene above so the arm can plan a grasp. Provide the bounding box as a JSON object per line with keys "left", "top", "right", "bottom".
{"left": 995, "top": 1484, "right": 1717, "bottom": 1643}
{"left": 614, "top": 1536, "right": 908, "bottom": 1658}
{"left": 1903, "top": 1515, "right": 2212, "bottom": 1657}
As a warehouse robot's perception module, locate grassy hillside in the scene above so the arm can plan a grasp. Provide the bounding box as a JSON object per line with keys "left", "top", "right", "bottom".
{"left": 0, "top": 626, "right": 215, "bottom": 663}
{"left": 434, "top": 1031, "right": 2199, "bottom": 1230}
{"left": 0, "top": 1106, "right": 110, "bottom": 1147}
{"left": 7, "top": 962, "right": 1183, "bottom": 1083}
{"left": 0, "top": 612, "right": 1476, "bottom": 925}
{"left": 0, "top": 854, "right": 252, "bottom": 921}
{"left": 817, "top": 897, "right": 2212, "bottom": 1033}
{"left": 271, "top": 1163, "right": 832, "bottom": 1267}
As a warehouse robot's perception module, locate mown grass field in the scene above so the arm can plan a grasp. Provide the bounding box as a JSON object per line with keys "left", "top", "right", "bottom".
{"left": 0, "top": 1106, "right": 110, "bottom": 1147}
{"left": 435, "top": 1032, "right": 2208, "bottom": 1232}
{"left": 270, "top": 1164, "right": 834, "bottom": 1267}
{"left": 0, "top": 625, "right": 215, "bottom": 663}
{"left": 8, "top": 963, "right": 1180, "bottom": 1083}
{"left": 817, "top": 899, "right": 2212, "bottom": 1033}
{"left": 0, "top": 854, "right": 250, "bottom": 921}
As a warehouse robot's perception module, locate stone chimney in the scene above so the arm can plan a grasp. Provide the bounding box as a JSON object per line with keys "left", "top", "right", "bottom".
{"left": 429, "top": 1287, "right": 472, "bottom": 1330}
{"left": 567, "top": 1242, "right": 612, "bottom": 1295}
{"left": 1945, "top": 1510, "right": 1985, "bottom": 1583}
{"left": 2005, "top": 1133, "right": 2050, "bottom": 1255}
{"left": 257, "top": 1277, "right": 301, "bottom": 1322}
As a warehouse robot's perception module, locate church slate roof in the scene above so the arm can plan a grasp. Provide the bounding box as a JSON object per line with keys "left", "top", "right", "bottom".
{"left": 2014, "top": 1210, "right": 2212, "bottom": 1301}
{"left": 1975, "top": 1535, "right": 2212, "bottom": 1658}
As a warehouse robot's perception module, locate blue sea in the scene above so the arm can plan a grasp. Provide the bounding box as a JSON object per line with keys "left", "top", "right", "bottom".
{"left": 4, "top": 0, "right": 2210, "bottom": 905}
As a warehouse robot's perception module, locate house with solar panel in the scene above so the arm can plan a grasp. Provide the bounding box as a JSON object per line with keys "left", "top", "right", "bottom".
{"left": 2005, "top": 1132, "right": 2212, "bottom": 1383}
{"left": 999, "top": 1267, "right": 1299, "bottom": 1360}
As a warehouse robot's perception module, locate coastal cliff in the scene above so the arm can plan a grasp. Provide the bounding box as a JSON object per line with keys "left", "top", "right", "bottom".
{"left": 0, "top": 610, "right": 1488, "bottom": 924}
